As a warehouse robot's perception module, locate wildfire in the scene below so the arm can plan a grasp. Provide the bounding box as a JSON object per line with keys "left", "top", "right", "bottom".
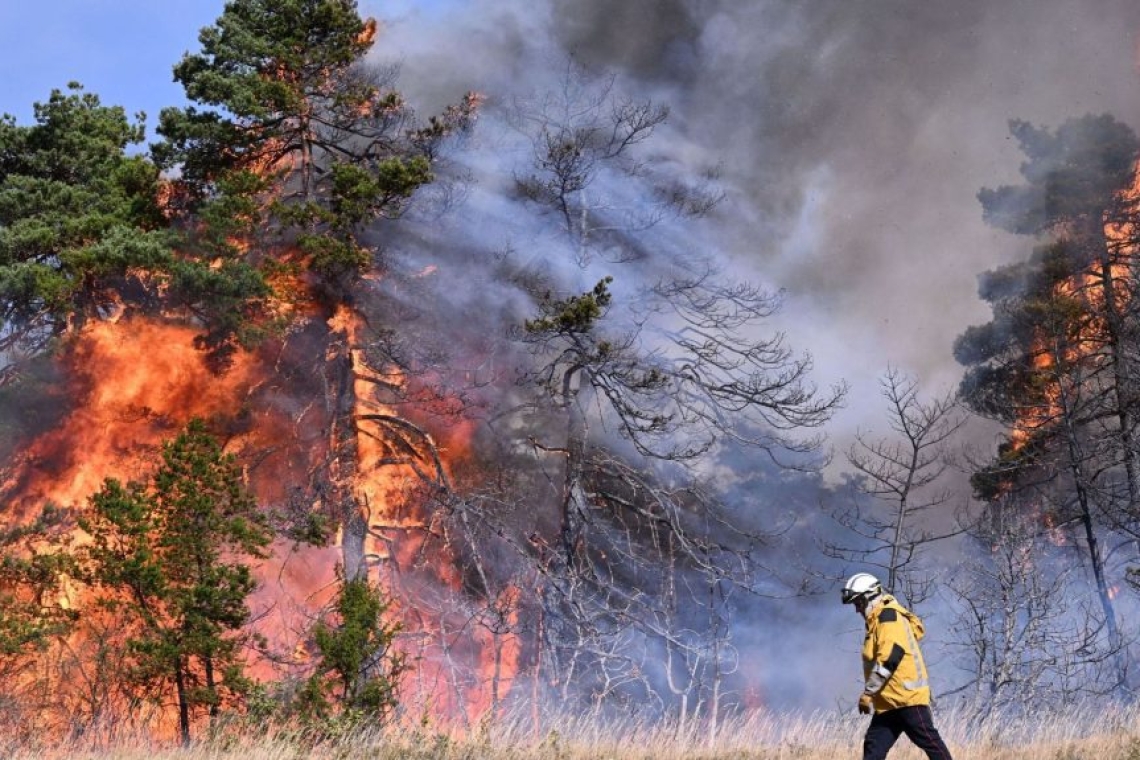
{"left": 0, "top": 0, "right": 528, "bottom": 740}
{"left": 0, "top": 25, "right": 505, "bottom": 730}
{"left": 0, "top": 295, "right": 519, "bottom": 732}
{"left": 1042, "top": 511, "right": 1069, "bottom": 547}
{"left": 1006, "top": 165, "right": 1140, "bottom": 454}
{"left": 1, "top": 319, "right": 265, "bottom": 517}
{"left": 358, "top": 17, "right": 379, "bottom": 47}
{"left": 324, "top": 302, "right": 522, "bottom": 720}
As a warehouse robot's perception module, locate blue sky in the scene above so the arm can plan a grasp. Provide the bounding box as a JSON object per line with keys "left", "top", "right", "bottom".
{"left": 0, "top": 1, "right": 227, "bottom": 130}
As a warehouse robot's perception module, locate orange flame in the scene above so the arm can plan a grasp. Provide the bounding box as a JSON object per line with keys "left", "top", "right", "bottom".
{"left": 1006, "top": 162, "right": 1140, "bottom": 455}
{"left": 2, "top": 319, "right": 265, "bottom": 516}
{"left": 0, "top": 297, "right": 518, "bottom": 731}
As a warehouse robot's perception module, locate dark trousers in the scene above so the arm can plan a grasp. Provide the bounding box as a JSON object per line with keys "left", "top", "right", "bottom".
{"left": 863, "top": 704, "right": 954, "bottom": 760}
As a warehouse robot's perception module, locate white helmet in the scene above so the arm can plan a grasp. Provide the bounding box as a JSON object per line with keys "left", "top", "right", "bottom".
{"left": 841, "top": 572, "right": 882, "bottom": 605}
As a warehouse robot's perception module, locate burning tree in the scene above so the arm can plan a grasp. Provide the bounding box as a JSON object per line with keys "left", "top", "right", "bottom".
{"left": 955, "top": 113, "right": 1140, "bottom": 696}
{"left": 0, "top": 0, "right": 845, "bottom": 733}
{"left": 153, "top": 0, "right": 482, "bottom": 580}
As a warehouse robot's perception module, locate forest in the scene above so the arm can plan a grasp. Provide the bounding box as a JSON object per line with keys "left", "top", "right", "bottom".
{"left": 3, "top": 0, "right": 1140, "bottom": 752}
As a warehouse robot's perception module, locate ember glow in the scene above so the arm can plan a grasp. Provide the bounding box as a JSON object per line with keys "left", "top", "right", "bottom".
{"left": 0, "top": 297, "right": 517, "bottom": 730}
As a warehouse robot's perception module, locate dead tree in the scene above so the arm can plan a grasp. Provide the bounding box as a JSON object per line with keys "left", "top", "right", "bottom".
{"left": 486, "top": 65, "right": 845, "bottom": 716}
{"left": 824, "top": 368, "right": 965, "bottom": 605}
{"left": 946, "top": 495, "right": 1124, "bottom": 717}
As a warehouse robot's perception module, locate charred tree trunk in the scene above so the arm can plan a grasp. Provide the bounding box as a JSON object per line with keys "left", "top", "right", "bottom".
{"left": 1054, "top": 346, "right": 1128, "bottom": 688}
{"left": 1089, "top": 217, "right": 1140, "bottom": 519}
{"left": 559, "top": 365, "right": 588, "bottom": 571}
{"left": 204, "top": 654, "right": 218, "bottom": 723}
{"left": 326, "top": 329, "right": 366, "bottom": 579}
{"left": 1069, "top": 456, "right": 1126, "bottom": 683}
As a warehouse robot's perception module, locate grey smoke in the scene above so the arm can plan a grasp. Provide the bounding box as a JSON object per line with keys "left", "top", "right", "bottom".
{"left": 357, "top": 0, "right": 1140, "bottom": 710}
{"left": 375, "top": 0, "right": 1140, "bottom": 435}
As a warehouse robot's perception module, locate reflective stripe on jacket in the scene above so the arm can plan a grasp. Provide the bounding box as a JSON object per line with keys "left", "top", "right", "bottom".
{"left": 862, "top": 594, "right": 930, "bottom": 711}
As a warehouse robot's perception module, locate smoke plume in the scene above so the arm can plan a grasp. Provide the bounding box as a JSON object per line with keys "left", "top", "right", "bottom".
{"left": 377, "top": 0, "right": 1140, "bottom": 434}
{"left": 359, "top": 0, "right": 1140, "bottom": 709}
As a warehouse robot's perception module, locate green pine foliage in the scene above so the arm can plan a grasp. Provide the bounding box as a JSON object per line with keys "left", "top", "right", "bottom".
{"left": 78, "top": 420, "right": 273, "bottom": 743}
{"left": 0, "top": 506, "right": 76, "bottom": 664}
{"left": 159, "top": 0, "right": 377, "bottom": 183}
{"left": 294, "top": 572, "right": 407, "bottom": 731}
{"left": 156, "top": 0, "right": 474, "bottom": 307}
{"left": 525, "top": 276, "right": 615, "bottom": 336}
{"left": 0, "top": 84, "right": 170, "bottom": 351}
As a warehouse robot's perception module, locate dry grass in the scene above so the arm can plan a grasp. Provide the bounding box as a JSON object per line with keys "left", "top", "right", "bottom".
{"left": 11, "top": 704, "right": 1140, "bottom": 760}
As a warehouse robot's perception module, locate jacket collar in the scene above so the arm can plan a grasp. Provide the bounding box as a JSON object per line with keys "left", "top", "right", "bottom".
{"left": 863, "top": 593, "right": 895, "bottom": 621}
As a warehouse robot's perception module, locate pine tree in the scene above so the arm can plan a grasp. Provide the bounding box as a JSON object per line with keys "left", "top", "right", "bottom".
{"left": 956, "top": 114, "right": 1140, "bottom": 692}
{"left": 0, "top": 84, "right": 169, "bottom": 383}
{"left": 154, "top": 0, "right": 479, "bottom": 577}
{"left": 296, "top": 571, "right": 406, "bottom": 728}
{"left": 80, "top": 420, "right": 273, "bottom": 744}
{"left": 155, "top": 0, "right": 475, "bottom": 300}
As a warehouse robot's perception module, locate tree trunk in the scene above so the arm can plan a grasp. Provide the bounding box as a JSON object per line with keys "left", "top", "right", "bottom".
{"left": 326, "top": 330, "right": 366, "bottom": 579}
{"left": 559, "top": 367, "right": 588, "bottom": 570}
{"left": 1057, "top": 365, "right": 1128, "bottom": 687}
{"left": 204, "top": 654, "right": 218, "bottom": 723}
{"left": 1095, "top": 255, "right": 1140, "bottom": 516}
{"left": 174, "top": 660, "right": 191, "bottom": 746}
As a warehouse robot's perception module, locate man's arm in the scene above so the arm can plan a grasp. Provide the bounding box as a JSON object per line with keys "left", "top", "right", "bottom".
{"left": 865, "top": 608, "right": 907, "bottom": 695}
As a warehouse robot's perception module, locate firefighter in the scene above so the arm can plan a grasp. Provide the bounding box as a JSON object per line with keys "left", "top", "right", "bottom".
{"left": 841, "top": 572, "right": 954, "bottom": 760}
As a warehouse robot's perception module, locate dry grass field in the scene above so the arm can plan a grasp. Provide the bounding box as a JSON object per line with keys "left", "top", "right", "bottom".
{"left": 10, "top": 704, "right": 1140, "bottom": 760}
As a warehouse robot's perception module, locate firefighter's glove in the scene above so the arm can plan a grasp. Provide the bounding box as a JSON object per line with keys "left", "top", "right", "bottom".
{"left": 858, "top": 694, "right": 874, "bottom": 715}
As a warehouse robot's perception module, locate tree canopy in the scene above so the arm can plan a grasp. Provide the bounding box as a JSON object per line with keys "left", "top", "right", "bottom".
{"left": 0, "top": 85, "right": 169, "bottom": 377}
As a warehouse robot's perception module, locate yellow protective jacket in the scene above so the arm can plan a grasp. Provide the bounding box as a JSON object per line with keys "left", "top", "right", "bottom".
{"left": 861, "top": 594, "right": 931, "bottom": 712}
